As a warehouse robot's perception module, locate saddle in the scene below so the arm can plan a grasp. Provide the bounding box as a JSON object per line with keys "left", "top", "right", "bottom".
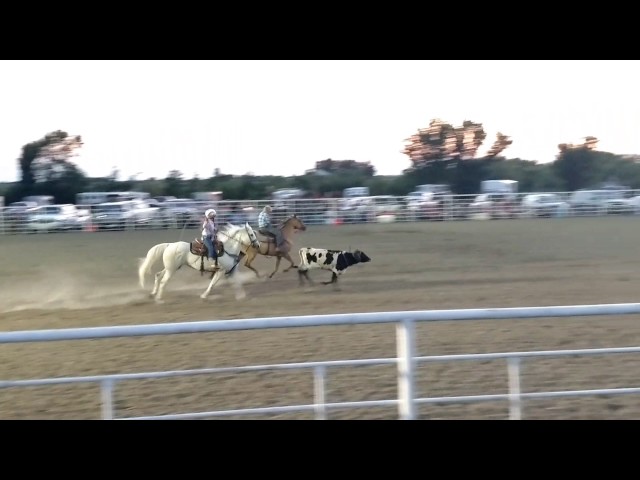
{"left": 190, "top": 238, "right": 224, "bottom": 257}
{"left": 258, "top": 229, "right": 277, "bottom": 244}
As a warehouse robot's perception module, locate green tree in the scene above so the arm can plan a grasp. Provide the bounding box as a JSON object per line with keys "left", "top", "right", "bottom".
{"left": 552, "top": 144, "right": 598, "bottom": 191}
{"left": 402, "top": 119, "right": 490, "bottom": 167}
{"left": 8, "top": 130, "right": 86, "bottom": 203}
{"left": 314, "top": 159, "right": 375, "bottom": 176}
{"left": 485, "top": 132, "right": 513, "bottom": 158}
{"left": 42, "top": 164, "right": 88, "bottom": 203}
{"left": 164, "top": 170, "right": 186, "bottom": 197}
{"left": 18, "top": 130, "right": 83, "bottom": 188}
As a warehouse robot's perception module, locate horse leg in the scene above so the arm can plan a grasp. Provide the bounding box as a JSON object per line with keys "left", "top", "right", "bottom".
{"left": 150, "top": 269, "right": 166, "bottom": 297}
{"left": 282, "top": 252, "right": 298, "bottom": 272}
{"left": 229, "top": 270, "right": 247, "bottom": 301}
{"left": 243, "top": 251, "right": 262, "bottom": 279}
{"left": 155, "top": 268, "right": 175, "bottom": 303}
{"left": 269, "top": 255, "right": 283, "bottom": 278}
{"left": 201, "top": 270, "right": 224, "bottom": 300}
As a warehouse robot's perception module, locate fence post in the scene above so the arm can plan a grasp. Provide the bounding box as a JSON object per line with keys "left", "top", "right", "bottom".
{"left": 101, "top": 379, "right": 115, "bottom": 420}
{"left": 396, "top": 319, "right": 416, "bottom": 420}
{"left": 314, "top": 365, "right": 327, "bottom": 420}
{"left": 507, "top": 357, "right": 522, "bottom": 420}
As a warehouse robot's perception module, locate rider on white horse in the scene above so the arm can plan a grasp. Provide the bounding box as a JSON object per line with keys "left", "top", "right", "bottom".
{"left": 258, "top": 205, "right": 284, "bottom": 253}
{"left": 202, "top": 208, "right": 219, "bottom": 269}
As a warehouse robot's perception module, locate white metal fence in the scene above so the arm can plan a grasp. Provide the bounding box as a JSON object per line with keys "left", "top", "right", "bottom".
{"left": 2, "top": 190, "right": 640, "bottom": 234}
{"left": 2, "top": 303, "right": 640, "bottom": 419}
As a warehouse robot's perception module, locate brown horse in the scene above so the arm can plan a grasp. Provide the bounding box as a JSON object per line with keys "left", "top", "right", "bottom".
{"left": 234, "top": 214, "right": 307, "bottom": 278}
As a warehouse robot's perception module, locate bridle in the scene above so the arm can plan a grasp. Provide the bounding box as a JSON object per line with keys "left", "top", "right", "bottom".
{"left": 244, "top": 223, "right": 260, "bottom": 249}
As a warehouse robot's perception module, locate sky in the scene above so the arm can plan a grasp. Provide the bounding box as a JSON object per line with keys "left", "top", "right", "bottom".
{"left": 1, "top": 60, "right": 640, "bottom": 183}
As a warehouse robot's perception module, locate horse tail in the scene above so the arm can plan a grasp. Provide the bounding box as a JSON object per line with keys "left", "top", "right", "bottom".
{"left": 138, "top": 243, "right": 170, "bottom": 289}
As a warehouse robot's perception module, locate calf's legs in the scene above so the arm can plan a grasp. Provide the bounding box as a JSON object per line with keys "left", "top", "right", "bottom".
{"left": 322, "top": 272, "right": 339, "bottom": 286}
{"left": 298, "top": 269, "right": 314, "bottom": 286}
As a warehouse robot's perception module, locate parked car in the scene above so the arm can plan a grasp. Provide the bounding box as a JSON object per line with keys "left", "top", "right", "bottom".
{"left": 520, "top": 193, "right": 568, "bottom": 217}
{"left": 342, "top": 186, "right": 370, "bottom": 198}
{"left": 369, "top": 195, "right": 403, "bottom": 222}
{"left": 7, "top": 201, "right": 38, "bottom": 209}
{"left": 406, "top": 191, "right": 453, "bottom": 221}
{"left": 149, "top": 198, "right": 201, "bottom": 228}
{"left": 160, "top": 199, "right": 202, "bottom": 228}
{"left": 415, "top": 184, "right": 451, "bottom": 195}
{"left": 92, "top": 200, "right": 160, "bottom": 230}
{"left": 599, "top": 190, "right": 635, "bottom": 215}
{"left": 2, "top": 202, "right": 40, "bottom": 233}
{"left": 468, "top": 193, "right": 517, "bottom": 219}
{"left": 339, "top": 196, "right": 372, "bottom": 223}
{"left": 629, "top": 195, "right": 640, "bottom": 215}
{"left": 25, "top": 204, "right": 90, "bottom": 232}
{"left": 568, "top": 189, "right": 634, "bottom": 216}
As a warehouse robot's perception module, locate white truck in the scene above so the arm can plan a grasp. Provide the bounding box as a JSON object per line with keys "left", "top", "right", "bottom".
{"left": 480, "top": 180, "right": 518, "bottom": 194}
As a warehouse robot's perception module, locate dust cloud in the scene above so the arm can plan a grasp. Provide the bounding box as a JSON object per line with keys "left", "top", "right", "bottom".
{"left": 0, "top": 266, "right": 263, "bottom": 314}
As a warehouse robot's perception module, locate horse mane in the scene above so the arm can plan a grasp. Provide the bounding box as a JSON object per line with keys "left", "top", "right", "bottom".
{"left": 219, "top": 222, "right": 243, "bottom": 239}
{"left": 281, "top": 214, "right": 297, "bottom": 225}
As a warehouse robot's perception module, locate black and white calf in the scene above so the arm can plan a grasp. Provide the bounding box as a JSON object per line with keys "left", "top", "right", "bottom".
{"left": 298, "top": 248, "right": 372, "bottom": 287}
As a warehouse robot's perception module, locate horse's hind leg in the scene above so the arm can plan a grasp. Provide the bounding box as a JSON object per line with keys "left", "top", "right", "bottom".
{"left": 155, "top": 269, "right": 175, "bottom": 303}
{"left": 150, "top": 269, "right": 166, "bottom": 297}
{"left": 282, "top": 252, "right": 298, "bottom": 272}
{"left": 269, "top": 256, "right": 283, "bottom": 278}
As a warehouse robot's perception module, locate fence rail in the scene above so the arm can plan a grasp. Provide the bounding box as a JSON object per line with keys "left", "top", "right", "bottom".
{"left": 2, "top": 190, "right": 640, "bottom": 234}
{"left": 3, "top": 303, "right": 640, "bottom": 419}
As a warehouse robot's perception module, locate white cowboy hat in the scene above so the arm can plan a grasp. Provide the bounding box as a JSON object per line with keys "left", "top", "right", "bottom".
{"left": 205, "top": 208, "right": 217, "bottom": 217}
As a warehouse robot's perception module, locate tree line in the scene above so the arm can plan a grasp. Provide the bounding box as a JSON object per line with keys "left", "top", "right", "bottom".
{"left": 2, "top": 121, "right": 640, "bottom": 204}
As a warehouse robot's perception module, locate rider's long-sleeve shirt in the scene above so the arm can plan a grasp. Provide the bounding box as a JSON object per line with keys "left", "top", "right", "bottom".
{"left": 258, "top": 211, "right": 271, "bottom": 229}
{"left": 202, "top": 218, "right": 217, "bottom": 238}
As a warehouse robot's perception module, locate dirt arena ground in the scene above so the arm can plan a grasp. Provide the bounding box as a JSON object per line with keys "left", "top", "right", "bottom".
{"left": 1, "top": 217, "right": 640, "bottom": 419}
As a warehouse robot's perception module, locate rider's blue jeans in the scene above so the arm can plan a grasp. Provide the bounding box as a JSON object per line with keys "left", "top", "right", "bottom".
{"left": 203, "top": 235, "right": 217, "bottom": 260}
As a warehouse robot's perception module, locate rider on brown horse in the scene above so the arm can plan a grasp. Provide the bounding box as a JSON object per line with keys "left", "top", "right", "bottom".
{"left": 257, "top": 205, "right": 284, "bottom": 253}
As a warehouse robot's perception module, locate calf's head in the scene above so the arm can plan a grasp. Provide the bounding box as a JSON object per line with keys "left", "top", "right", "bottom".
{"left": 353, "top": 250, "right": 371, "bottom": 263}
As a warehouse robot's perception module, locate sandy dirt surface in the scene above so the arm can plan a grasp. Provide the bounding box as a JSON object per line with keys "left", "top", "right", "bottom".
{"left": 1, "top": 217, "right": 640, "bottom": 419}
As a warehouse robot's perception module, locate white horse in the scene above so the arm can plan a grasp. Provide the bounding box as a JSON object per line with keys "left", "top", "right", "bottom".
{"left": 138, "top": 222, "right": 260, "bottom": 303}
